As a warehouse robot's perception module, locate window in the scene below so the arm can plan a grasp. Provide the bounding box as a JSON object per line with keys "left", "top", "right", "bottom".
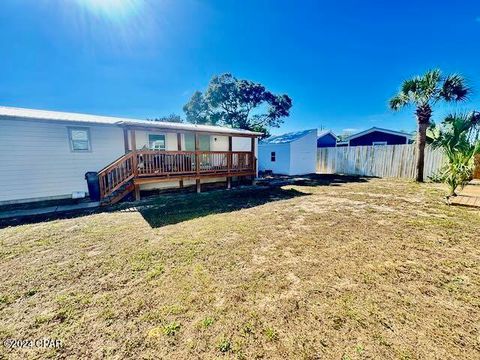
{"left": 271, "top": 151, "right": 276, "bottom": 162}
{"left": 69, "top": 127, "right": 91, "bottom": 152}
{"left": 184, "top": 133, "right": 195, "bottom": 151}
{"left": 372, "top": 141, "right": 387, "bottom": 146}
{"left": 184, "top": 133, "right": 211, "bottom": 151}
{"left": 149, "top": 134, "right": 166, "bottom": 150}
{"left": 199, "top": 135, "right": 211, "bottom": 151}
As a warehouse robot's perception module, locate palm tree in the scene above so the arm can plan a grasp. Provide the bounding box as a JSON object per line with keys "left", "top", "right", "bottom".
{"left": 389, "top": 69, "right": 470, "bottom": 182}
{"left": 429, "top": 112, "right": 480, "bottom": 196}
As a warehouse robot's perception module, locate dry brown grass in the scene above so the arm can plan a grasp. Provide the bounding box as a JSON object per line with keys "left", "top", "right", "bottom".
{"left": 0, "top": 177, "right": 479, "bottom": 359}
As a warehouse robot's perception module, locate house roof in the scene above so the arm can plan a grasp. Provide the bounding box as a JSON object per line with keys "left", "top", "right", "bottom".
{"left": 260, "top": 129, "right": 316, "bottom": 145}
{"left": 0, "top": 106, "right": 262, "bottom": 136}
{"left": 317, "top": 130, "right": 338, "bottom": 140}
{"left": 340, "top": 127, "right": 412, "bottom": 143}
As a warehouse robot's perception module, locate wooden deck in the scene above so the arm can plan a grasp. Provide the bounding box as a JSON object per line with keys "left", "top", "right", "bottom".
{"left": 97, "top": 150, "right": 256, "bottom": 204}
{"left": 450, "top": 180, "right": 480, "bottom": 208}
{"left": 94, "top": 128, "right": 258, "bottom": 204}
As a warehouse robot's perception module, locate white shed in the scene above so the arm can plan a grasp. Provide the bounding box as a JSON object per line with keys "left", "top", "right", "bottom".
{"left": 258, "top": 129, "right": 317, "bottom": 175}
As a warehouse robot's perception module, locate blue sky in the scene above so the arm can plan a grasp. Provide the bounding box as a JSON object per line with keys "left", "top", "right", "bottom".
{"left": 1, "top": 0, "right": 479, "bottom": 135}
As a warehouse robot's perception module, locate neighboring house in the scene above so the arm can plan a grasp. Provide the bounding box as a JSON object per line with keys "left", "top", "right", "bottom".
{"left": 317, "top": 130, "right": 338, "bottom": 148}
{"left": 258, "top": 129, "right": 317, "bottom": 175}
{"left": 336, "top": 127, "right": 412, "bottom": 146}
{"left": 0, "top": 106, "right": 261, "bottom": 205}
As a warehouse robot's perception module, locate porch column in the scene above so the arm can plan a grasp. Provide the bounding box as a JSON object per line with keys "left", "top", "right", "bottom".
{"left": 123, "top": 128, "right": 129, "bottom": 154}
{"left": 227, "top": 136, "right": 232, "bottom": 189}
{"left": 130, "top": 129, "right": 140, "bottom": 200}
{"left": 195, "top": 132, "right": 201, "bottom": 193}
{"left": 251, "top": 136, "right": 256, "bottom": 183}
{"left": 177, "top": 133, "right": 184, "bottom": 188}
{"left": 130, "top": 129, "right": 137, "bottom": 152}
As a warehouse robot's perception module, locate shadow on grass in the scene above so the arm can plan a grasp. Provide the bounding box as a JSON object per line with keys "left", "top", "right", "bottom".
{"left": 138, "top": 186, "right": 307, "bottom": 228}
{"left": 0, "top": 174, "right": 372, "bottom": 229}
{"left": 138, "top": 174, "right": 372, "bottom": 228}
{"left": 293, "top": 173, "right": 373, "bottom": 186}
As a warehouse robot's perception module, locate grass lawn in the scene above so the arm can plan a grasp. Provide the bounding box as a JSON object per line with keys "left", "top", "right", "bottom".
{"left": 0, "top": 176, "right": 479, "bottom": 359}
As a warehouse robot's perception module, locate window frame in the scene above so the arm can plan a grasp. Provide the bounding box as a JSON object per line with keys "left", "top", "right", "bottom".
{"left": 372, "top": 141, "right": 388, "bottom": 146}
{"left": 68, "top": 127, "right": 92, "bottom": 152}
{"left": 271, "top": 151, "right": 276, "bottom": 162}
{"left": 182, "top": 133, "right": 211, "bottom": 151}
{"left": 148, "top": 133, "right": 167, "bottom": 151}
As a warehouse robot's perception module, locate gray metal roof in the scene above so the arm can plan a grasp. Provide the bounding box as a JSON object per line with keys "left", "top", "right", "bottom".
{"left": 0, "top": 106, "right": 262, "bottom": 136}
{"left": 260, "top": 129, "right": 316, "bottom": 144}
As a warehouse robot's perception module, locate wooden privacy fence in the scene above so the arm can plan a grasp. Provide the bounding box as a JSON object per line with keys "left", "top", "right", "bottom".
{"left": 317, "top": 144, "right": 446, "bottom": 178}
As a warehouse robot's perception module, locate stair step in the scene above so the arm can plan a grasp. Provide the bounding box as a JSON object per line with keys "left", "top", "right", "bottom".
{"left": 101, "top": 182, "right": 134, "bottom": 206}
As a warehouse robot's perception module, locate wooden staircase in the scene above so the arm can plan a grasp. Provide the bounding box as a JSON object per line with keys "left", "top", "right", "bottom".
{"left": 100, "top": 181, "right": 134, "bottom": 206}
{"left": 97, "top": 152, "right": 136, "bottom": 206}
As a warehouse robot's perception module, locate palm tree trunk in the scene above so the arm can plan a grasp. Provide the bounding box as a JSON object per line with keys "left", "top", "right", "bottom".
{"left": 416, "top": 122, "right": 428, "bottom": 182}
{"left": 415, "top": 104, "right": 432, "bottom": 183}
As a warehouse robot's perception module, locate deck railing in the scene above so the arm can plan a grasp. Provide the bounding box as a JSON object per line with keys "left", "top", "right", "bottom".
{"left": 98, "top": 150, "right": 255, "bottom": 199}
{"left": 98, "top": 152, "right": 135, "bottom": 199}
{"left": 136, "top": 150, "right": 254, "bottom": 176}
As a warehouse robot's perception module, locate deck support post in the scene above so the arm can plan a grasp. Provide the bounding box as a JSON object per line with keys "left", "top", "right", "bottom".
{"left": 196, "top": 179, "right": 201, "bottom": 193}
{"left": 134, "top": 184, "right": 140, "bottom": 201}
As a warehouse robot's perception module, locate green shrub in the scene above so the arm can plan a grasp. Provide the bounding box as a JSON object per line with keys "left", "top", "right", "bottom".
{"left": 429, "top": 112, "right": 480, "bottom": 196}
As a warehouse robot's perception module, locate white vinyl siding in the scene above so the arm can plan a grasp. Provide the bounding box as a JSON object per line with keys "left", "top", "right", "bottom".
{"left": 289, "top": 130, "right": 317, "bottom": 175}
{"left": 258, "top": 143, "right": 291, "bottom": 175}
{"left": 0, "top": 119, "right": 125, "bottom": 203}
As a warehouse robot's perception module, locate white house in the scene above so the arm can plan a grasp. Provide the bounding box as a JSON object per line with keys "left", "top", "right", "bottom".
{"left": 0, "top": 106, "right": 261, "bottom": 205}
{"left": 258, "top": 129, "right": 317, "bottom": 175}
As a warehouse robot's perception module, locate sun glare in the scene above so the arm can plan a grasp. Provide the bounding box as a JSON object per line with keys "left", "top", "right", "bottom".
{"left": 74, "top": 0, "right": 143, "bottom": 22}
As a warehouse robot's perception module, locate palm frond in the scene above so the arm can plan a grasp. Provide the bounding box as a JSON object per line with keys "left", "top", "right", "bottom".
{"left": 401, "top": 78, "right": 419, "bottom": 94}
{"left": 389, "top": 93, "right": 409, "bottom": 110}
{"left": 439, "top": 73, "right": 470, "bottom": 102}
{"left": 418, "top": 69, "right": 442, "bottom": 102}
